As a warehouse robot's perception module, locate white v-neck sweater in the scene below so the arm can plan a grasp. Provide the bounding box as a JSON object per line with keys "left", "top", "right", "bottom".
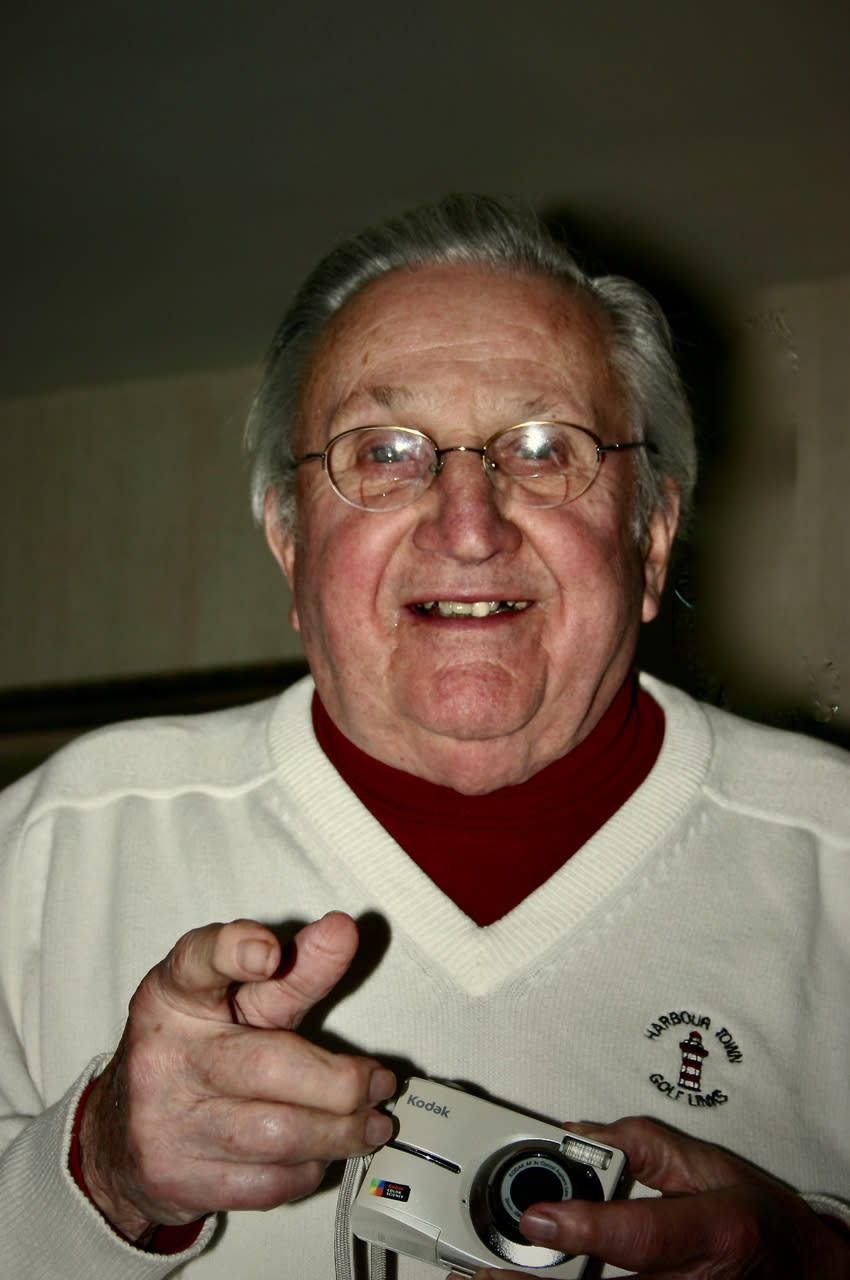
{"left": 1, "top": 675, "right": 848, "bottom": 1278}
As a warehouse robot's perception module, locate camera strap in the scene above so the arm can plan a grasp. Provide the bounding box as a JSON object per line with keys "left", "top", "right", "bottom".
{"left": 335, "top": 1154, "right": 389, "bottom": 1280}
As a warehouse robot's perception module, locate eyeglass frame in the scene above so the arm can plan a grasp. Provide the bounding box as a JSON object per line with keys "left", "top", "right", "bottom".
{"left": 292, "top": 420, "right": 658, "bottom": 512}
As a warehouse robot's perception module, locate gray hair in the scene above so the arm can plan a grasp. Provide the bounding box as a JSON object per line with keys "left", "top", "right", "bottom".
{"left": 245, "top": 194, "right": 697, "bottom": 539}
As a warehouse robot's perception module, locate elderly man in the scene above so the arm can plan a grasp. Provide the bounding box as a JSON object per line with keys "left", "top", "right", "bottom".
{"left": 1, "top": 195, "right": 847, "bottom": 1279}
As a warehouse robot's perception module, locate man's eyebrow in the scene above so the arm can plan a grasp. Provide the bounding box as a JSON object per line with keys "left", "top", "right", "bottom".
{"left": 369, "top": 384, "right": 415, "bottom": 410}
{"left": 519, "top": 395, "right": 551, "bottom": 418}
{"left": 366, "top": 389, "right": 558, "bottom": 418}
{"left": 329, "top": 387, "right": 577, "bottom": 429}
{"left": 329, "top": 384, "right": 416, "bottom": 424}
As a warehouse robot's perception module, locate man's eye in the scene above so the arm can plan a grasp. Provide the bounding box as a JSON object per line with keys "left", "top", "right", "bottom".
{"left": 506, "top": 432, "right": 569, "bottom": 471}
{"left": 367, "top": 443, "right": 409, "bottom": 465}
{"left": 351, "top": 432, "right": 429, "bottom": 475}
{"left": 514, "top": 440, "right": 557, "bottom": 461}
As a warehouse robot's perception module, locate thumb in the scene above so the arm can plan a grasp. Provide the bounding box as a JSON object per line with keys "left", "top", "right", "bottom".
{"left": 234, "top": 910, "right": 360, "bottom": 1029}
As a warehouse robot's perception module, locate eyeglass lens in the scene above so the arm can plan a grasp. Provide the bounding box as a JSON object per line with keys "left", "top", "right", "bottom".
{"left": 325, "top": 423, "right": 601, "bottom": 511}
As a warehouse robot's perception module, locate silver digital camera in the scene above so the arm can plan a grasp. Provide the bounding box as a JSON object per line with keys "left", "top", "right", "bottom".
{"left": 350, "top": 1077, "right": 626, "bottom": 1277}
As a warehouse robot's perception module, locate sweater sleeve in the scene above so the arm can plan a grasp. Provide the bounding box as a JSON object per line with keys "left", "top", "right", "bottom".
{"left": 0, "top": 1055, "right": 216, "bottom": 1278}
{"left": 805, "top": 1193, "right": 850, "bottom": 1238}
{"left": 0, "top": 766, "right": 217, "bottom": 1277}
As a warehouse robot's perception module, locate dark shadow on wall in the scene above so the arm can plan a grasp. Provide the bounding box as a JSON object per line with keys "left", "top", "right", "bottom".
{"left": 540, "top": 205, "right": 848, "bottom": 752}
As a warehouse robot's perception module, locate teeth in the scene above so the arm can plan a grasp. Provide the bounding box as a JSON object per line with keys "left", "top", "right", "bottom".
{"left": 435, "top": 600, "right": 499, "bottom": 617}
{"left": 419, "top": 600, "right": 529, "bottom": 617}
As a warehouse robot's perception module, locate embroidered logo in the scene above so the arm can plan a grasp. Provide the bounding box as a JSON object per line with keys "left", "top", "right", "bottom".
{"left": 678, "top": 1030, "right": 709, "bottom": 1091}
{"left": 644, "top": 1010, "right": 744, "bottom": 1109}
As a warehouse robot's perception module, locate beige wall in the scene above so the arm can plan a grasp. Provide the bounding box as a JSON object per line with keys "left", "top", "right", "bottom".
{"left": 0, "top": 366, "right": 302, "bottom": 689}
{"left": 1, "top": 274, "right": 847, "bottom": 744}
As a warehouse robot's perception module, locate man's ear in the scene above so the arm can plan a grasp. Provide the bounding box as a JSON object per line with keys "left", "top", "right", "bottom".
{"left": 263, "top": 489, "right": 300, "bottom": 631}
{"left": 641, "top": 479, "right": 680, "bottom": 624}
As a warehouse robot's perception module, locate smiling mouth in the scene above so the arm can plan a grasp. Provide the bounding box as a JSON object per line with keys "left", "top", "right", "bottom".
{"left": 413, "top": 600, "right": 531, "bottom": 618}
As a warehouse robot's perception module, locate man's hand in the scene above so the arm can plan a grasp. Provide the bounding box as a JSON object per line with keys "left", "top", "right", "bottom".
{"left": 457, "top": 1117, "right": 850, "bottom": 1279}
{"left": 79, "top": 912, "right": 395, "bottom": 1243}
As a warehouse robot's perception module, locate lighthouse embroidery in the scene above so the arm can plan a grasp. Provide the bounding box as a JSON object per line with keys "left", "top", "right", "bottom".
{"left": 678, "top": 1030, "right": 709, "bottom": 1091}
{"left": 645, "top": 1009, "right": 742, "bottom": 1107}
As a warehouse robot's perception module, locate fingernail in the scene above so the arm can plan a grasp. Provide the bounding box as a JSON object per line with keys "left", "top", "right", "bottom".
{"left": 365, "top": 1112, "right": 393, "bottom": 1148}
{"left": 369, "top": 1068, "right": 396, "bottom": 1103}
{"left": 521, "top": 1209, "right": 558, "bottom": 1243}
{"left": 236, "top": 939, "right": 273, "bottom": 976}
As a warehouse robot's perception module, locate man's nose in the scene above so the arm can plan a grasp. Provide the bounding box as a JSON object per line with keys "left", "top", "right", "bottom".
{"left": 411, "top": 448, "right": 522, "bottom": 561}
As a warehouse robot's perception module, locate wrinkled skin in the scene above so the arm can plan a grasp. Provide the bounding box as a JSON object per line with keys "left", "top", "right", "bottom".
{"left": 80, "top": 913, "right": 395, "bottom": 1242}
{"left": 266, "top": 264, "right": 679, "bottom": 795}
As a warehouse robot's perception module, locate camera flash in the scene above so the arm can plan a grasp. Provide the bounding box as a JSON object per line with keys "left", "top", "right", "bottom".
{"left": 560, "top": 1137, "right": 612, "bottom": 1170}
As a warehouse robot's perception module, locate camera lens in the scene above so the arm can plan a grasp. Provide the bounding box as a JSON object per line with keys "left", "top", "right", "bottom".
{"left": 469, "top": 1140, "right": 604, "bottom": 1269}
{"left": 489, "top": 1150, "right": 573, "bottom": 1243}
{"left": 509, "top": 1164, "right": 568, "bottom": 1215}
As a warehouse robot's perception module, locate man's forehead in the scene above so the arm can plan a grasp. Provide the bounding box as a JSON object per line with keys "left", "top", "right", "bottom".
{"left": 295, "top": 261, "right": 621, "bottom": 437}
{"left": 317, "top": 259, "right": 596, "bottom": 345}
{"left": 302, "top": 261, "right": 606, "bottom": 389}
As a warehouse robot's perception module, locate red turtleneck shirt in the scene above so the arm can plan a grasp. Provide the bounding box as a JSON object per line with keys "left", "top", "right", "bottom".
{"left": 313, "top": 673, "right": 664, "bottom": 925}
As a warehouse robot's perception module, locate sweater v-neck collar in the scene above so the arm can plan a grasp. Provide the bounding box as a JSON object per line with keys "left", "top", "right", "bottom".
{"left": 269, "top": 675, "right": 712, "bottom": 993}
{"left": 310, "top": 676, "right": 664, "bottom": 924}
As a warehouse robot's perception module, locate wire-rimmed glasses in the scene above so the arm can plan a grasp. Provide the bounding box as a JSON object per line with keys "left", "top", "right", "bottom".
{"left": 293, "top": 421, "right": 657, "bottom": 512}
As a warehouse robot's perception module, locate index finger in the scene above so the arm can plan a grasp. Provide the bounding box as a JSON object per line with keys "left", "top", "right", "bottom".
{"left": 139, "top": 919, "right": 282, "bottom": 1022}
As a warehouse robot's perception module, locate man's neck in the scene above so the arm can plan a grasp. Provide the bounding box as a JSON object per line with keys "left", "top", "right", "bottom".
{"left": 318, "top": 674, "right": 635, "bottom": 796}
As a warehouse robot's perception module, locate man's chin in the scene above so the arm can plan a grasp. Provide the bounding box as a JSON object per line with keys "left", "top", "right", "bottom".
{"left": 394, "top": 726, "right": 547, "bottom": 794}
{"left": 399, "top": 676, "right": 540, "bottom": 747}
{"left": 388, "top": 696, "right": 553, "bottom": 793}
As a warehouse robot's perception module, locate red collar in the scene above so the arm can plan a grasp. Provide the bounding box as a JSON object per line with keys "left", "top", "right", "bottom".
{"left": 312, "top": 676, "right": 663, "bottom": 924}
